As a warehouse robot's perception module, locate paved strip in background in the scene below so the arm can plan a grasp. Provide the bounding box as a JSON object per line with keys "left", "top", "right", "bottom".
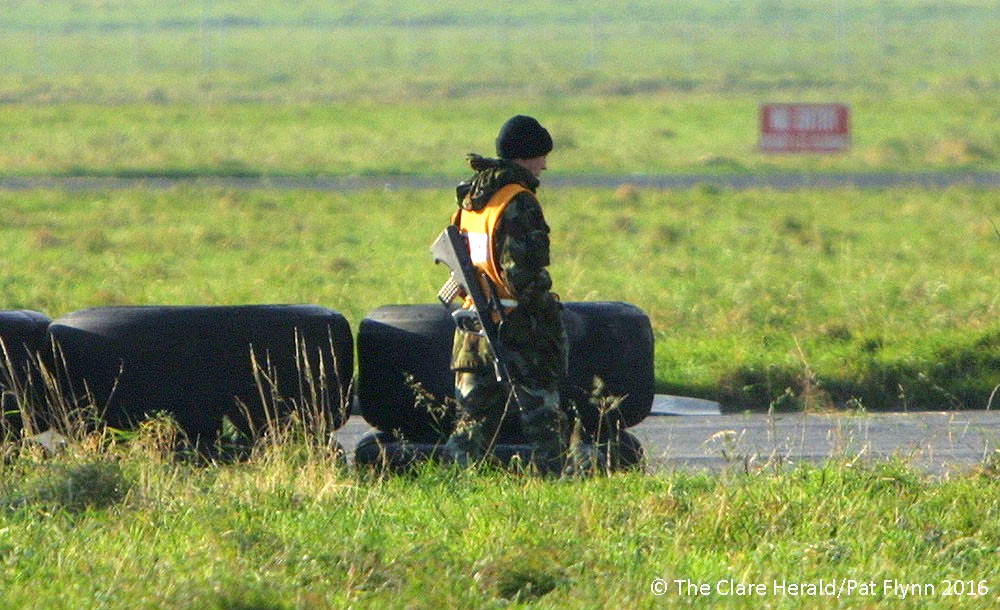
{"left": 338, "top": 395, "right": 999, "bottom": 475}
{"left": 2, "top": 171, "right": 999, "bottom": 192}
{"left": 630, "top": 407, "right": 999, "bottom": 475}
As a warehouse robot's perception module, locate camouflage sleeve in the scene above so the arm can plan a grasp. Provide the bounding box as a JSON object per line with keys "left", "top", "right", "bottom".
{"left": 496, "top": 191, "right": 554, "bottom": 310}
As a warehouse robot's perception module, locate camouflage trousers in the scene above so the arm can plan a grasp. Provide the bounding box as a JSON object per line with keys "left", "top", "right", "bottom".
{"left": 446, "top": 303, "right": 569, "bottom": 472}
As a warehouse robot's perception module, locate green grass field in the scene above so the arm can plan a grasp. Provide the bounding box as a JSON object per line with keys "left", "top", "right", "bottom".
{"left": 1, "top": 2, "right": 998, "bottom": 608}
{"left": 0, "top": 425, "right": 997, "bottom": 609}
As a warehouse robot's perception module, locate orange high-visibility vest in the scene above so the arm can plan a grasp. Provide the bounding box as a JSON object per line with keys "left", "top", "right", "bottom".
{"left": 452, "top": 183, "right": 528, "bottom": 307}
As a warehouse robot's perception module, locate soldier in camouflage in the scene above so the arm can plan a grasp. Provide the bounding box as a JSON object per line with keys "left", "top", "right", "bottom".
{"left": 445, "top": 115, "right": 570, "bottom": 474}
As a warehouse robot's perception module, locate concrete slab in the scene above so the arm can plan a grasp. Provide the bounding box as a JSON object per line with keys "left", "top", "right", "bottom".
{"left": 651, "top": 394, "right": 721, "bottom": 416}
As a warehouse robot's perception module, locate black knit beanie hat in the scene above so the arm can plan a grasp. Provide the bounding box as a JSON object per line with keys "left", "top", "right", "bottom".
{"left": 495, "top": 115, "right": 553, "bottom": 160}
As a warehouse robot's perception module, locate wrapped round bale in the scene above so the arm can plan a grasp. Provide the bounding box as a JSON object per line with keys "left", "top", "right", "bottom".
{"left": 46, "top": 305, "right": 353, "bottom": 442}
{"left": 356, "top": 301, "right": 654, "bottom": 443}
{"left": 0, "top": 310, "right": 51, "bottom": 438}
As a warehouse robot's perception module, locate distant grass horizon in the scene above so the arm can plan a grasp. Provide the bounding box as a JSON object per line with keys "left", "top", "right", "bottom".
{"left": 1, "top": 1, "right": 998, "bottom": 178}
{"left": 2, "top": 95, "right": 997, "bottom": 179}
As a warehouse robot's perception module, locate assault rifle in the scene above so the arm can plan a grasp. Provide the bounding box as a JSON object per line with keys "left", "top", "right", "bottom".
{"left": 431, "top": 224, "right": 516, "bottom": 384}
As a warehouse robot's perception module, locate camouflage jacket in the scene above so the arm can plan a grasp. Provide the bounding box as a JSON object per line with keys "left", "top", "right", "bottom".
{"left": 454, "top": 154, "right": 554, "bottom": 313}
{"left": 451, "top": 154, "right": 566, "bottom": 385}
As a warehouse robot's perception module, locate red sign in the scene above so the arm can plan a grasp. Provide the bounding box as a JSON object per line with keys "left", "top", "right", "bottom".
{"left": 759, "top": 103, "right": 850, "bottom": 153}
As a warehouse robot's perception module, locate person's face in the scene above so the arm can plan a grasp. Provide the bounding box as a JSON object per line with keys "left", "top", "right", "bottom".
{"left": 516, "top": 155, "right": 548, "bottom": 179}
